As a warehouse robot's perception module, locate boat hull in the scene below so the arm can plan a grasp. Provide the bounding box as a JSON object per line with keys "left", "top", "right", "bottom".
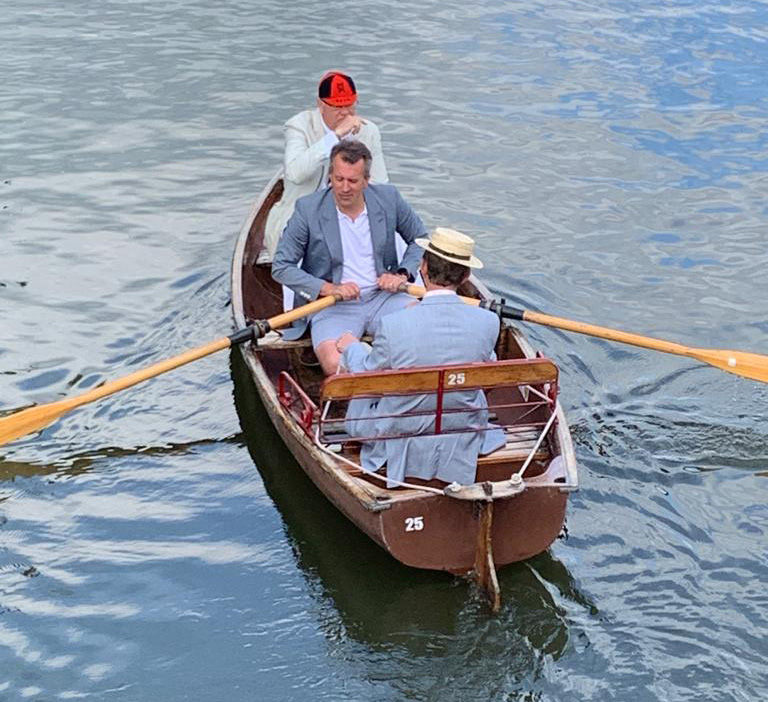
{"left": 232, "top": 173, "right": 577, "bottom": 578}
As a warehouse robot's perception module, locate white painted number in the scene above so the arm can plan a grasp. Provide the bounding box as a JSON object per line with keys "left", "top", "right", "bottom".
{"left": 405, "top": 516, "right": 424, "bottom": 532}
{"left": 447, "top": 372, "right": 466, "bottom": 386}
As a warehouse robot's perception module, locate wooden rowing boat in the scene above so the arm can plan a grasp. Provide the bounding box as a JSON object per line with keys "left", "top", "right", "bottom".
{"left": 230, "top": 172, "right": 579, "bottom": 610}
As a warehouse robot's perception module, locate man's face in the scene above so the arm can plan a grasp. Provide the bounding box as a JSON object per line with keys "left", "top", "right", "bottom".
{"left": 330, "top": 156, "right": 368, "bottom": 211}
{"left": 318, "top": 98, "right": 357, "bottom": 130}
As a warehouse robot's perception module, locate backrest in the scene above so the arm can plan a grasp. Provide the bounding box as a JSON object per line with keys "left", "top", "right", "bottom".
{"left": 321, "top": 358, "right": 558, "bottom": 402}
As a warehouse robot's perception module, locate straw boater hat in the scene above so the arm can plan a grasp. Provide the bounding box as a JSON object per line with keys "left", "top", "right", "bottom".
{"left": 415, "top": 227, "right": 484, "bottom": 269}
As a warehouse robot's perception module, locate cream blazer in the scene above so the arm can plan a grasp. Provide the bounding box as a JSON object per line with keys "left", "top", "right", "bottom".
{"left": 263, "top": 108, "right": 388, "bottom": 257}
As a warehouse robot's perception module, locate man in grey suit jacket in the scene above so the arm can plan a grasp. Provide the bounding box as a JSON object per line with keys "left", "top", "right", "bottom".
{"left": 263, "top": 71, "right": 388, "bottom": 260}
{"left": 272, "top": 140, "right": 425, "bottom": 375}
{"left": 337, "top": 228, "right": 506, "bottom": 487}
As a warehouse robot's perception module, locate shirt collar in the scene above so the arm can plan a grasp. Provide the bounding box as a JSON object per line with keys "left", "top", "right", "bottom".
{"left": 336, "top": 205, "right": 368, "bottom": 223}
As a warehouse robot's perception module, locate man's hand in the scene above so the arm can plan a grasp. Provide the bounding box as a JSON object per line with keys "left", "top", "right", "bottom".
{"left": 377, "top": 272, "right": 408, "bottom": 293}
{"left": 335, "top": 332, "right": 359, "bottom": 354}
{"left": 334, "top": 115, "right": 366, "bottom": 138}
{"left": 320, "top": 281, "right": 360, "bottom": 301}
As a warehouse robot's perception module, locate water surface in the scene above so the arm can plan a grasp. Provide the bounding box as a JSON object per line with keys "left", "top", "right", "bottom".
{"left": 1, "top": 1, "right": 767, "bottom": 700}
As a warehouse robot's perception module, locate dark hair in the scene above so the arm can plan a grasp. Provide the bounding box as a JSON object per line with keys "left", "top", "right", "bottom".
{"left": 423, "top": 251, "right": 470, "bottom": 288}
{"left": 329, "top": 141, "right": 372, "bottom": 179}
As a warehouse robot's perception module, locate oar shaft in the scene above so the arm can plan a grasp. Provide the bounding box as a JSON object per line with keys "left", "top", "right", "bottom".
{"left": 406, "top": 284, "right": 695, "bottom": 360}
{"left": 0, "top": 293, "right": 339, "bottom": 447}
{"left": 498, "top": 304, "right": 767, "bottom": 382}
{"left": 47, "top": 294, "right": 339, "bottom": 414}
{"left": 405, "top": 284, "right": 768, "bottom": 382}
{"left": 61, "top": 336, "right": 233, "bottom": 413}
{"left": 520, "top": 310, "right": 692, "bottom": 357}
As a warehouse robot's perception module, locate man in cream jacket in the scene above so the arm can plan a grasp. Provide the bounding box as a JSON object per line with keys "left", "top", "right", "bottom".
{"left": 263, "top": 71, "right": 388, "bottom": 259}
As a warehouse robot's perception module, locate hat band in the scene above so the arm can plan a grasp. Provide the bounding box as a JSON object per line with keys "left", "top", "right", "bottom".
{"left": 428, "top": 242, "right": 471, "bottom": 261}
{"left": 321, "top": 98, "right": 355, "bottom": 107}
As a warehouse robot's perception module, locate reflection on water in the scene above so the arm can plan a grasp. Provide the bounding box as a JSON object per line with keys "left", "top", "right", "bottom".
{"left": 0, "top": 435, "right": 240, "bottom": 483}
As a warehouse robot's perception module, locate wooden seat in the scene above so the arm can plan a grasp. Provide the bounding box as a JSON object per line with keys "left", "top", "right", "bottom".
{"left": 259, "top": 335, "right": 314, "bottom": 349}
{"left": 260, "top": 333, "right": 374, "bottom": 350}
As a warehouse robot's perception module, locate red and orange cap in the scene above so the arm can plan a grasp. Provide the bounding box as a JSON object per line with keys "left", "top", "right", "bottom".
{"left": 318, "top": 72, "right": 357, "bottom": 107}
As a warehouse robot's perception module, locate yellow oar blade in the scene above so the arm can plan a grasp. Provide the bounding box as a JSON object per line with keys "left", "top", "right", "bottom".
{"left": 523, "top": 310, "right": 768, "bottom": 384}
{"left": 404, "top": 285, "right": 768, "bottom": 384}
{"left": 0, "top": 401, "right": 74, "bottom": 446}
{"left": 0, "top": 294, "right": 339, "bottom": 449}
{"left": 688, "top": 348, "right": 768, "bottom": 383}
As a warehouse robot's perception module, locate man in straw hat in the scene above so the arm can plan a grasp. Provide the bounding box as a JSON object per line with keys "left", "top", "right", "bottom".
{"left": 336, "top": 228, "right": 506, "bottom": 487}
{"left": 263, "top": 70, "right": 388, "bottom": 261}
{"left": 272, "top": 140, "right": 425, "bottom": 376}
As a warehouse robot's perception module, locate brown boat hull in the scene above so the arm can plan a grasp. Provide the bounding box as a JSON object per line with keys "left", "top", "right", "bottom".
{"left": 242, "top": 348, "right": 570, "bottom": 574}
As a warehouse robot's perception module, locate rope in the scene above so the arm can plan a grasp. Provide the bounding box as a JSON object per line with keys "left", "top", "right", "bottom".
{"left": 515, "top": 402, "right": 559, "bottom": 478}
{"left": 315, "top": 400, "right": 444, "bottom": 494}
{"left": 314, "top": 394, "right": 559, "bottom": 496}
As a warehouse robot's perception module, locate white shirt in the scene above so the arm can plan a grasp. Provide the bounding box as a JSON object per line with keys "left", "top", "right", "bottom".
{"left": 423, "top": 289, "right": 456, "bottom": 298}
{"left": 337, "top": 207, "right": 378, "bottom": 292}
{"left": 320, "top": 120, "right": 340, "bottom": 157}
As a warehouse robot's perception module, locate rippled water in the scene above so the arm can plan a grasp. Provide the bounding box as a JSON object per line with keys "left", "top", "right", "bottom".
{"left": 2, "top": 0, "right": 767, "bottom": 699}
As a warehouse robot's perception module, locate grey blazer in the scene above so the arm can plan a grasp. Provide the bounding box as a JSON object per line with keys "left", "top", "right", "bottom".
{"left": 341, "top": 293, "right": 506, "bottom": 486}
{"left": 271, "top": 183, "right": 425, "bottom": 339}
{"left": 263, "top": 108, "right": 388, "bottom": 257}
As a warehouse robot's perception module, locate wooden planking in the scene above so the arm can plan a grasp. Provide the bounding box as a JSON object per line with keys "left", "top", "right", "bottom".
{"left": 259, "top": 333, "right": 373, "bottom": 350}
{"left": 478, "top": 425, "right": 549, "bottom": 465}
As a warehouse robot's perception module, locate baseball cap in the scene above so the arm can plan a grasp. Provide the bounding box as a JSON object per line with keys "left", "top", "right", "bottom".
{"left": 318, "top": 72, "right": 357, "bottom": 107}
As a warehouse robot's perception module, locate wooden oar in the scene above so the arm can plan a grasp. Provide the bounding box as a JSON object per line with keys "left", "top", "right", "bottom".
{"left": 0, "top": 295, "right": 337, "bottom": 447}
{"left": 405, "top": 285, "right": 768, "bottom": 384}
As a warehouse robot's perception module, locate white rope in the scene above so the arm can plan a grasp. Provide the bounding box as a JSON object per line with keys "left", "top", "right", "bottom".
{"left": 314, "top": 395, "right": 559, "bottom": 495}
{"left": 522, "top": 383, "right": 549, "bottom": 401}
{"left": 314, "top": 414, "right": 444, "bottom": 495}
{"left": 515, "top": 402, "right": 559, "bottom": 478}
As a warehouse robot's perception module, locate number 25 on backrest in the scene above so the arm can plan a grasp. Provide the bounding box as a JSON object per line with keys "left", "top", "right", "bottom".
{"left": 447, "top": 372, "right": 466, "bottom": 386}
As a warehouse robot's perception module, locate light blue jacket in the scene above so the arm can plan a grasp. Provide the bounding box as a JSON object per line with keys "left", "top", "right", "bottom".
{"left": 341, "top": 293, "right": 506, "bottom": 486}
{"left": 271, "top": 183, "right": 425, "bottom": 340}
